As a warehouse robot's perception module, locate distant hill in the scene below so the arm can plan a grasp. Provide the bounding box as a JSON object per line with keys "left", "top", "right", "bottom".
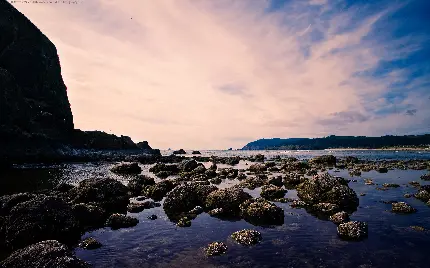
{"left": 241, "top": 135, "right": 430, "bottom": 150}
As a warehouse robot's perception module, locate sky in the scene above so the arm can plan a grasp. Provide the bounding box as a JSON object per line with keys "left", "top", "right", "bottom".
{"left": 12, "top": 0, "right": 430, "bottom": 150}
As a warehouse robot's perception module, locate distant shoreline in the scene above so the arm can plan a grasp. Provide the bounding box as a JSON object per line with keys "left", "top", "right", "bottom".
{"left": 325, "top": 148, "right": 430, "bottom": 151}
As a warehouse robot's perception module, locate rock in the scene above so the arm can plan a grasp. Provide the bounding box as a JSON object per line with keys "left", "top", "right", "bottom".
{"left": 421, "top": 173, "right": 430, "bottom": 181}
{"left": 110, "top": 162, "right": 142, "bottom": 174}
{"left": 208, "top": 208, "right": 224, "bottom": 216}
{"left": 189, "top": 206, "right": 204, "bottom": 215}
{"left": 105, "top": 214, "right": 138, "bottom": 230}
{"left": 204, "top": 242, "right": 227, "bottom": 256}
{"left": 0, "top": 193, "right": 38, "bottom": 216}
{"left": 149, "top": 163, "right": 179, "bottom": 174}
{"left": 163, "top": 183, "right": 217, "bottom": 216}
{"left": 155, "top": 171, "right": 172, "bottom": 178}
{"left": 176, "top": 216, "right": 191, "bottom": 227}
{"left": 410, "top": 226, "right": 426, "bottom": 232}
{"left": 420, "top": 185, "right": 430, "bottom": 192}
{"left": 248, "top": 163, "right": 267, "bottom": 173}
{"left": 273, "top": 197, "right": 294, "bottom": 203}
{"left": 79, "top": 237, "right": 102, "bottom": 250}
{"left": 0, "top": 240, "right": 89, "bottom": 268}
{"left": 240, "top": 198, "right": 284, "bottom": 226}
{"left": 313, "top": 203, "right": 340, "bottom": 214}
{"left": 260, "top": 185, "right": 286, "bottom": 200}
{"left": 127, "top": 201, "right": 155, "bottom": 213}
{"left": 268, "top": 176, "right": 283, "bottom": 187}
{"left": 135, "top": 196, "right": 147, "bottom": 201}
{"left": 143, "top": 180, "right": 177, "bottom": 201}
{"left": 205, "top": 188, "right": 252, "bottom": 216}
{"left": 404, "top": 193, "right": 412, "bottom": 198}
{"left": 72, "top": 203, "right": 107, "bottom": 230}
{"left": 136, "top": 141, "right": 152, "bottom": 150}
{"left": 70, "top": 130, "right": 139, "bottom": 150}
{"left": 283, "top": 174, "right": 306, "bottom": 187}
{"left": 345, "top": 156, "right": 359, "bottom": 163}
{"left": 337, "top": 221, "right": 368, "bottom": 240}
{"left": 391, "top": 202, "right": 417, "bottom": 214}
{"left": 0, "top": 0, "right": 74, "bottom": 163}
{"left": 310, "top": 155, "right": 336, "bottom": 165}
{"left": 239, "top": 175, "right": 267, "bottom": 190}
{"left": 296, "top": 173, "right": 358, "bottom": 210}
{"left": 414, "top": 190, "right": 430, "bottom": 202}
{"left": 173, "top": 149, "right": 187, "bottom": 155}
{"left": 148, "top": 214, "right": 157, "bottom": 220}
{"left": 231, "top": 229, "right": 262, "bottom": 246}
{"left": 409, "top": 181, "right": 421, "bottom": 187}
{"left": 4, "top": 196, "right": 80, "bottom": 250}
{"left": 205, "top": 169, "right": 217, "bottom": 178}
{"left": 192, "top": 151, "right": 201, "bottom": 155}
{"left": 209, "top": 177, "right": 222, "bottom": 185}
{"left": 72, "top": 178, "right": 129, "bottom": 213}
{"left": 178, "top": 159, "right": 200, "bottom": 172}
{"left": 290, "top": 200, "right": 308, "bottom": 208}
{"left": 378, "top": 167, "right": 388, "bottom": 173}
{"left": 209, "top": 163, "right": 217, "bottom": 170}
{"left": 360, "top": 193, "right": 366, "bottom": 196}
{"left": 364, "top": 179, "right": 375, "bottom": 185}
{"left": 382, "top": 183, "right": 400, "bottom": 188}
{"left": 127, "top": 175, "right": 155, "bottom": 196}
{"left": 329, "top": 211, "right": 349, "bottom": 224}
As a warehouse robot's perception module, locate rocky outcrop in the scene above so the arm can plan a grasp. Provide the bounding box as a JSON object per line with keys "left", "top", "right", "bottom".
{"left": 136, "top": 141, "right": 152, "bottom": 150}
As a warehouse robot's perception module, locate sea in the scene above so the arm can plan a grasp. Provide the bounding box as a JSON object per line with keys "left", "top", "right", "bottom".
{"left": 2, "top": 150, "right": 430, "bottom": 268}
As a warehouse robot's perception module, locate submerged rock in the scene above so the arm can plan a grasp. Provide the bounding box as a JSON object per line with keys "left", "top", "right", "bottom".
{"left": 105, "top": 214, "right": 138, "bottom": 229}
{"left": 205, "top": 188, "right": 252, "bottom": 216}
{"left": 391, "top": 202, "right": 417, "bottom": 214}
{"left": 260, "top": 185, "right": 286, "bottom": 200}
{"left": 72, "top": 177, "right": 129, "bottom": 213}
{"left": 163, "top": 183, "right": 217, "bottom": 216}
{"left": 204, "top": 242, "right": 227, "bottom": 256}
{"left": 337, "top": 221, "right": 368, "bottom": 240}
{"left": 111, "top": 162, "right": 141, "bottom": 174}
{"left": 79, "top": 237, "right": 102, "bottom": 250}
{"left": 4, "top": 196, "right": 80, "bottom": 250}
{"left": 240, "top": 198, "right": 284, "bottom": 226}
{"left": 231, "top": 229, "right": 262, "bottom": 246}
{"left": 329, "top": 211, "right": 350, "bottom": 225}
{"left": 0, "top": 240, "right": 89, "bottom": 268}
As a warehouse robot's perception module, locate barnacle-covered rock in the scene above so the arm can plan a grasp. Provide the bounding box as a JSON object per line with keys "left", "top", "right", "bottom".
{"left": 231, "top": 229, "right": 262, "bottom": 246}
{"left": 337, "top": 221, "right": 368, "bottom": 240}
{"left": 204, "top": 242, "right": 227, "bottom": 256}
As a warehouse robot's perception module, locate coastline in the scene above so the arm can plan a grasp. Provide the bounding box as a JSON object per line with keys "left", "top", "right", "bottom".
{"left": 326, "top": 148, "right": 430, "bottom": 151}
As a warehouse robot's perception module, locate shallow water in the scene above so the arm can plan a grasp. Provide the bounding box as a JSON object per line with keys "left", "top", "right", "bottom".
{"left": 2, "top": 150, "right": 430, "bottom": 267}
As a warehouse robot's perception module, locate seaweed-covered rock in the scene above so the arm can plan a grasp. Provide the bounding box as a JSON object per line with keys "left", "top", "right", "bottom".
{"left": 4, "top": 196, "right": 80, "bottom": 250}
{"left": 297, "top": 173, "right": 358, "bottom": 210}
{"left": 248, "top": 163, "right": 267, "bottom": 173}
{"left": 290, "top": 200, "right": 308, "bottom": 208}
{"left": 238, "top": 176, "right": 267, "bottom": 190}
{"left": 268, "top": 176, "right": 283, "bottom": 187}
{"left": 149, "top": 163, "right": 179, "bottom": 174}
{"left": 310, "top": 155, "right": 336, "bottom": 165}
{"left": 105, "top": 214, "right": 138, "bottom": 229}
{"left": 283, "top": 173, "right": 306, "bottom": 187}
{"left": 421, "top": 173, "right": 430, "bottom": 181}
{"left": 313, "top": 203, "right": 340, "bottom": 214}
{"left": 382, "top": 183, "right": 400, "bottom": 188}
{"left": 345, "top": 156, "right": 359, "bottom": 163}
{"left": 143, "top": 180, "right": 177, "bottom": 201}
{"left": 176, "top": 216, "right": 191, "bottom": 227}
{"left": 72, "top": 203, "right": 107, "bottom": 230}
{"left": 178, "top": 159, "right": 200, "bottom": 172}
{"left": 0, "top": 193, "right": 38, "bottom": 216}
{"left": 414, "top": 190, "right": 430, "bottom": 202}
{"left": 391, "top": 202, "right": 417, "bottom": 214}
{"left": 72, "top": 178, "right": 129, "bottom": 213}
{"left": 231, "top": 229, "right": 262, "bottom": 246}
{"left": 0, "top": 240, "right": 89, "bottom": 268}
{"left": 127, "top": 201, "right": 155, "bottom": 213}
{"left": 163, "top": 183, "right": 217, "bottom": 216}
{"left": 364, "top": 179, "right": 375, "bottom": 185}
{"left": 260, "top": 185, "right": 286, "bottom": 200}
{"left": 337, "top": 221, "right": 368, "bottom": 240}
{"left": 204, "top": 242, "right": 227, "bottom": 256}
{"left": 127, "top": 175, "right": 155, "bottom": 196}
{"left": 209, "top": 177, "right": 222, "bottom": 185}
{"left": 329, "top": 211, "right": 349, "bottom": 224}
{"left": 208, "top": 208, "right": 224, "bottom": 217}
{"left": 240, "top": 198, "right": 284, "bottom": 226}
{"left": 110, "top": 162, "right": 141, "bottom": 174}
{"left": 205, "top": 169, "right": 217, "bottom": 178}
{"left": 205, "top": 188, "right": 252, "bottom": 216}
{"left": 79, "top": 237, "right": 102, "bottom": 250}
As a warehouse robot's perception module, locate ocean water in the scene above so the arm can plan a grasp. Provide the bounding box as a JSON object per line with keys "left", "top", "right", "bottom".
{"left": 2, "top": 150, "right": 430, "bottom": 268}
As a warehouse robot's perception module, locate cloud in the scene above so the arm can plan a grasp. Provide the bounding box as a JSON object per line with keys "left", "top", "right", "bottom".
{"left": 12, "top": 0, "right": 430, "bottom": 149}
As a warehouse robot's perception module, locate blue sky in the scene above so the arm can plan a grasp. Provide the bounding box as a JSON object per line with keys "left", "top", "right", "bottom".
{"left": 15, "top": 0, "right": 430, "bottom": 149}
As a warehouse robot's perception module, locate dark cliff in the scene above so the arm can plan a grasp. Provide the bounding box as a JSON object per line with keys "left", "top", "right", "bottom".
{"left": 0, "top": 0, "right": 73, "bottom": 160}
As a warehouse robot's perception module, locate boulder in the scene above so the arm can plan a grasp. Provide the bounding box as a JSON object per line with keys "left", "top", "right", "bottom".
{"left": 260, "top": 185, "right": 286, "bottom": 200}
{"left": 268, "top": 176, "right": 283, "bottom": 187}
{"left": 337, "top": 221, "right": 368, "bottom": 240}
{"left": 72, "top": 178, "right": 129, "bottom": 213}
{"left": 4, "top": 196, "right": 80, "bottom": 250}
{"left": 178, "top": 159, "right": 199, "bottom": 172}
{"left": 173, "top": 149, "right": 187, "bottom": 155}
{"left": 205, "top": 188, "right": 252, "bottom": 216}
{"left": 110, "top": 162, "right": 141, "bottom": 175}
{"left": 143, "top": 180, "right": 177, "bottom": 201}
{"left": 78, "top": 237, "right": 102, "bottom": 250}
{"left": 105, "top": 214, "right": 138, "bottom": 230}
{"left": 204, "top": 242, "right": 227, "bottom": 256}
{"left": 0, "top": 193, "right": 38, "bottom": 216}
{"left": 329, "top": 211, "right": 350, "bottom": 224}
{"left": 0, "top": 240, "right": 89, "bottom": 268}
{"left": 391, "top": 202, "right": 417, "bottom": 214}
{"left": 163, "top": 183, "right": 217, "bottom": 216}
{"left": 414, "top": 190, "right": 430, "bottom": 202}
{"left": 239, "top": 198, "right": 284, "bottom": 226}
{"left": 310, "top": 155, "right": 336, "bottom": 165}
{"left": 191, "top": 150, "right": 201, "bottom": 155}
{"left": 136, "top": 141, "right": 152, "bottom": 150}
{"left": 149, "top": 163, "right": 179, "bottom": 174}
{"left": 312, "top": 202, "right": 340, "bottom": 215}
{"left": 420, "top": 173, "right": 430, "bottom": 181}
{"left": 127, "top": 201, "right": 156, "bottom": 213}
{"left": 127, "top": 175, "right": 155, "bottom": 196}
{"left": 71, "top": 203, "right": 107, "bottom": 230}
{"left": 231, "top": 229, "right": 262, "bottom": 246}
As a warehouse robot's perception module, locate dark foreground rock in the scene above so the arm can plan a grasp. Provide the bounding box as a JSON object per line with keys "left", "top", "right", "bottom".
{"left": 329, "top": 211, "right": 350, "bottom": 224}
{"left": 4, "top": 196, "right": 80, "bottom": 250}
{"left": 127, "top": 175, "right": 155, "bottom": 197}
{"left": 0, "top": 240, "right": 89, "bottom": 268}
{"left": 72, "top": 177, "right": 129, "bottom": 213}
{"left": 337, "top": 221, "right": 368, "bottom": 241}
{"left": 105, "top": 214, "right": 139, "bottom": 230}
{"left": 72, "top": 203, "right": 107, "bottom": 230}
{"left": 110, "top": 162, "right": 141, "bottom": 174}
{"left": 143, "top": 180, "right": 177, "bottom": 201}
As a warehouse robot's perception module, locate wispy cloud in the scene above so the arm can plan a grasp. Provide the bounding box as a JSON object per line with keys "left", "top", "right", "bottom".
{"left": 13, "top": 0, "right": 430, "bottom": 149}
